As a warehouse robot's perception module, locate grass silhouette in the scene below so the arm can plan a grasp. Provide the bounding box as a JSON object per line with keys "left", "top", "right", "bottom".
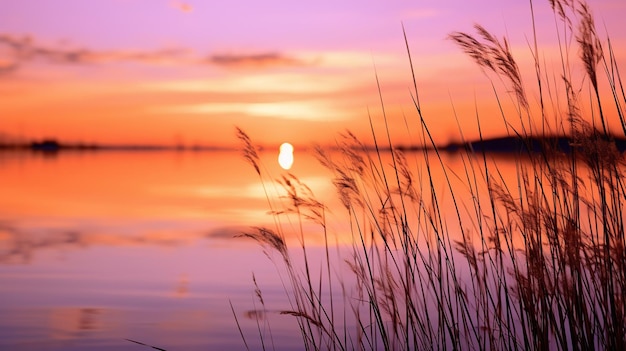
{"left": 236, "top": 0, "right": 625, "bottom": 350}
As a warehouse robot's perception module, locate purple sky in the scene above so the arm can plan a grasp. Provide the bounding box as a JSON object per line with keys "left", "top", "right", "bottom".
{"left": 1, "top": 0, "right": 624, "bottom": 146}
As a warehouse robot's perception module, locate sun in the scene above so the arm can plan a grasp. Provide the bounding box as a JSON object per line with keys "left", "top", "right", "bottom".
{"left": 278, "top": 143, "right": 294, "bottom": 170}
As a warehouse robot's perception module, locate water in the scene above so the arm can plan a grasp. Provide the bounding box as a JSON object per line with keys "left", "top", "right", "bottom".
{"left": 0, "top": 148, "right": 547, "bottom": 350}
{"left": 2, "top": 148, "right": 622, "bottom": 350}
{"left": 0, "top": 150, "right": 319, "bottom": 350}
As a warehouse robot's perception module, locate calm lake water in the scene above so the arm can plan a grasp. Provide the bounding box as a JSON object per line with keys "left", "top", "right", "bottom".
{"left": 0, "top": 150, "right": 319, "bottom": 350}
{"left": 1, "top": 147, "right": 613, "bottom": 350}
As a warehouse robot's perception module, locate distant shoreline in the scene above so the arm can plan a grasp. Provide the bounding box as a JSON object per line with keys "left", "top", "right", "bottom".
{"left": 1, "top": 135, "right": 625, "bottom": 154}
{"left": 0, "top": 139, "right": 232, "bottom": 153}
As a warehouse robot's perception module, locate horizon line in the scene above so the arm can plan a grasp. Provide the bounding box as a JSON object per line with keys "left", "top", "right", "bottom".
{"left": 1, "top": 134, "right": 625, "bottom": 154}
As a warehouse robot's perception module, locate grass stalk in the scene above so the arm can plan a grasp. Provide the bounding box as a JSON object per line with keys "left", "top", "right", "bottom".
{"left": 235, "top": 1, "right": 625, "bottom": 349}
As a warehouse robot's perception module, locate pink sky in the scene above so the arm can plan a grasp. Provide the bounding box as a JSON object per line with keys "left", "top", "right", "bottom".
{"left": 0, "top": 0, "right": 625, "bottom": 147}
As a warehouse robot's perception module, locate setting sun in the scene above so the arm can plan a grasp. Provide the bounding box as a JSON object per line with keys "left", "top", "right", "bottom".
{"left": 278, "top": 142, "right": 294, "bottom": 170}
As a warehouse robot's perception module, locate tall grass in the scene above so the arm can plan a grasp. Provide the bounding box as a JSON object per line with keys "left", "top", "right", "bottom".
{"left": 236, "top": 0, "right": 625, "bottom": 349}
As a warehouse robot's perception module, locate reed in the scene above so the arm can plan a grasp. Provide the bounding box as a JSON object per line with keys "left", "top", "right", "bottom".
{"left": 236, "top": 0, "right": 625, "bottom": 349}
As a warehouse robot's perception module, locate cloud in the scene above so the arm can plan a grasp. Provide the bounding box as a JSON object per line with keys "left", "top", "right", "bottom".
{"left": 0, "top": 60, "right": 18, "bottom": 74}
{"left": 207, "top": 52, "right": 308, "bottom": 69}
{"left": 0, "top": 34, "right": 192, "bottom": 72}
{"left": 0, "top": 34, "right": 310, "bottom": 74}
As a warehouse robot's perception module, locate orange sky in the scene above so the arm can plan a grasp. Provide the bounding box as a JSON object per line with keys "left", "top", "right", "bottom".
{"left": 0, "top": 0, "right": 625, "bottom": 148}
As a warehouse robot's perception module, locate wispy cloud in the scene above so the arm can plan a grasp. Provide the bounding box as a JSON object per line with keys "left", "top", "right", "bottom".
{"left": 0, "top": 60, "right": 18, "bottom": 74}
{"left": 0, "top": 34, "right": 191, "bottom": 69}
{"left": 0, "top": 34, "right": 310, "bottom": 74}
{"left": 206, "top": 52, "right": 308, "bottom": 68}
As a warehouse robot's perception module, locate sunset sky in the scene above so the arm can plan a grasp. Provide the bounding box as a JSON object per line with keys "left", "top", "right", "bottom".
{"left": 0, "top": 0, "right": 624, "bottom": 148}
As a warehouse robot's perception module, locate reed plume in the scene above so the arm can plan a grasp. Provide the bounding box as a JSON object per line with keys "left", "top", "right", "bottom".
{"left": 235, "top": 0, "right": 625, "bottom": 349}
